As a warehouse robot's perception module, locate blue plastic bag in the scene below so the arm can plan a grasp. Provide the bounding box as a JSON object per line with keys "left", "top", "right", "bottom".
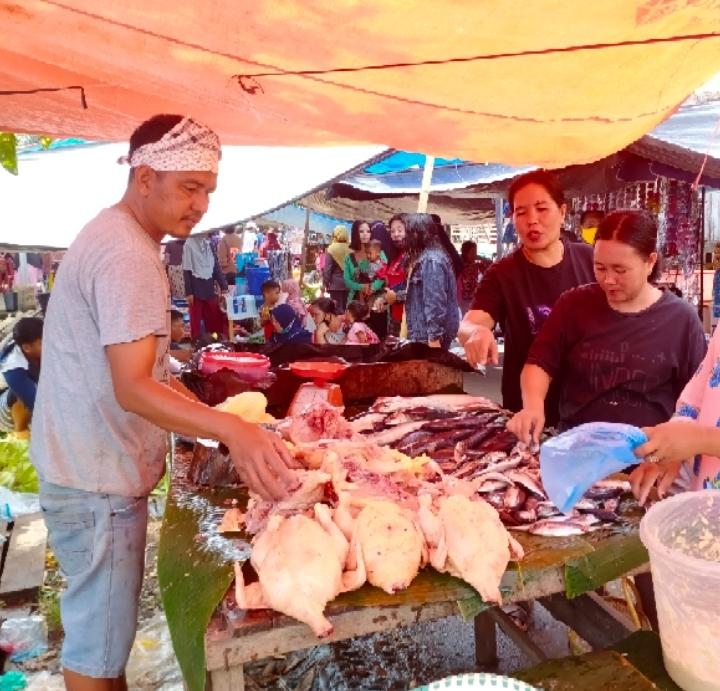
{"left": 540, "top": 422, "right": 648, "bottom": 514}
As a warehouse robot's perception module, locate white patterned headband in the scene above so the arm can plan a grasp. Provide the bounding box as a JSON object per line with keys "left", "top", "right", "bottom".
{"left": 118, "top": 117, "right": 221, "bottom": 173}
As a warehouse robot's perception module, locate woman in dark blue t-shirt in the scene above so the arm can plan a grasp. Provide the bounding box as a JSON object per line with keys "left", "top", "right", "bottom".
{"left": 507, "top": 210, "right": 706, "bottom": 444}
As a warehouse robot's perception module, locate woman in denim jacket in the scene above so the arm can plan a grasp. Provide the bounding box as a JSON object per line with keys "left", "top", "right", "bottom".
{"left": 403, "top": 213, "right": 461, "bottom": 349}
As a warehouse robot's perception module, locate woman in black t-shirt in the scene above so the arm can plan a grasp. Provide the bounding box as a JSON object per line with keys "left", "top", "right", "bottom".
{"left": 459, "top": 170, "right": 594, "bottom": 425}
{"left": 507, "top": 210, "right": 706, "bottom": 444}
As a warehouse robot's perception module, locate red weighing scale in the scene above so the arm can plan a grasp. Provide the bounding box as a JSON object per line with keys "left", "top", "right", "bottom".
{"left": 288, "top": 361, "right": 348, "bottom": 415}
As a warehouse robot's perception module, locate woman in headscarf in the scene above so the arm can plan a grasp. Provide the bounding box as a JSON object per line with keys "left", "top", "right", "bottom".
{"left": 370, "top": 220, "right": 397, "bottom": 263}
{"left": 269, "top": 303, "right": 312, "bottom": 345}
{"left": 281, "top": 279, "right": 308, "bottom": 320}
{"left": 323, "top": 225, "right": 351, "bottom": 313}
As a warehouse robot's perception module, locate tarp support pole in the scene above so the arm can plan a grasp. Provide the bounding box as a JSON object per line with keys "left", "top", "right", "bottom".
{"left": 700, "top": 186, "right": 706, "bottom": 322}
{"left": 299, "top": 206, "right": 311, "bottom": 286}
{"left": 417, "top": 155, "right": 435, "bottom": 213}
{"left": 495, "top": 197, "right": 504, "bottom": 258}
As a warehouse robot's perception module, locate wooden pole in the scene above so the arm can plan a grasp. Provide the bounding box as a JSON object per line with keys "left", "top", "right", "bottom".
{"left": 417, "top": 155, "right": 435, "bottom": 213}
{"left": 495, "top": 196, "right": 504, "bottom": 259}
{"left": 299, "top": 206, "right": 311, "bottom": 286}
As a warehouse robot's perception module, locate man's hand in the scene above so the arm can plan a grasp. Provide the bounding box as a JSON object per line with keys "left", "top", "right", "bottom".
{"left": 635, "top": 420, "right": 702, "bottom": 465}
{"left": 186, "top": 295, "right": 194, "bottom": 306}
{"left": 462, "top": 324, "right": 499, "bottom": 367}
{"left": 630, "top": 460, "right": 683, "bottom": 507}
{"left": 385, "top": 290, "right": 397, "bottom": 305}
{"left": 507, "top": 406, "right": 545, "bottom": 446}
{"left": 222, "top": 421, "right": 299, "bottom": 501}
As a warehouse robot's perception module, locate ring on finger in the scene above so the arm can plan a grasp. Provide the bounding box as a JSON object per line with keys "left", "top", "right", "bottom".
{"left": 646, "top": 454, "right": 661, "bottom": 464}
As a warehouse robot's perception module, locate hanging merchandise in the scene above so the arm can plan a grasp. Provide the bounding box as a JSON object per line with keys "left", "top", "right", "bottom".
{"left": 267, "top": 250, "right": 290, "bottom": 282}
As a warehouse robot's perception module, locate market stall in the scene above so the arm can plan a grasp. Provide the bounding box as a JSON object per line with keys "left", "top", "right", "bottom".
{"left": 157, "top": 395, "right": 650, "bottom": 691}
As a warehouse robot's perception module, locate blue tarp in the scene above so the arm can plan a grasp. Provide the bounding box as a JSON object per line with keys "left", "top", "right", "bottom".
{"left": 262, "top": 203, "right": 348, "bottom": 236}
{"left": 364, "top": 152, "right": 464, "bottom": 174}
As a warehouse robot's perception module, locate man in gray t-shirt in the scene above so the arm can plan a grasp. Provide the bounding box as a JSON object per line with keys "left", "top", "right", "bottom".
{"left": 31, "top": 115, "right": 296, "bottom": 690}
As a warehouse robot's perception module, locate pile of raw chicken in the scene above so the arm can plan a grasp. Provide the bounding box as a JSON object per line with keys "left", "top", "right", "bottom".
{"left": 214, "top": 395, "right": 629, "bottom": 638}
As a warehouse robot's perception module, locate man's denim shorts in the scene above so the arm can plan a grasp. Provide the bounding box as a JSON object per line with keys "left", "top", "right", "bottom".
{"left": 39, "top": 480, "right": 148, "bottom": 678}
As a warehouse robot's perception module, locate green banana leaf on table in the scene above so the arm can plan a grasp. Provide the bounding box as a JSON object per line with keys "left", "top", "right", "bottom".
{"left": 158, "top": 457, "right": 648, "bottom": 691}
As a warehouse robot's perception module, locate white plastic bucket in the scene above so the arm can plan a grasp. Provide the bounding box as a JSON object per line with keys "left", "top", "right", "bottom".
{"left": 639, "top": 490, "right": 720, "bottom": 690}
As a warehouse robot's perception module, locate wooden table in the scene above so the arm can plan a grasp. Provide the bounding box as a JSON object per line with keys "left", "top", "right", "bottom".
{"left": 158, "top": 448, "right": 650, "bottom": 691}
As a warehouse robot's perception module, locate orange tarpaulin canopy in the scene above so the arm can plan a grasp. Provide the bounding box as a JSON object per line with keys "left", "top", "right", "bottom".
{"left": 2, "top": 1, "right": 720, "bottom": 166}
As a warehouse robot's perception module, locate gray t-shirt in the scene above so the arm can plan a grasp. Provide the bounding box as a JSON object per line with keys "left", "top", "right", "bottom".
{"left": 31, "top": 206, "right": 170, "bottom": 496}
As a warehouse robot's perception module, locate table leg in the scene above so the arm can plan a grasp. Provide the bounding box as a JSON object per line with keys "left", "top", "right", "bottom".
{"left": 207, "top": 664, "right": 244, "bottom": 691}
{"left": 473, "top": 609, "right": 498, "bottom": 670}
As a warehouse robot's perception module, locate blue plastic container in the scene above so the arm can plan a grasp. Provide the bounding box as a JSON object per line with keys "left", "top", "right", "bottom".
{"left": 235, "top": 277, "right": 248, "bottom": 294}
{"left": 246, "top": 266, "right": 271, "bottom": 295}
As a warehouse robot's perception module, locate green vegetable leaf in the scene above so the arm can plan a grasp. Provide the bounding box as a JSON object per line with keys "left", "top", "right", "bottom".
{"left": 0, "top": 133, "right": 18, "bottom": 175}
{"left": 0, "top": 439, "right": 38, "bottom": 493}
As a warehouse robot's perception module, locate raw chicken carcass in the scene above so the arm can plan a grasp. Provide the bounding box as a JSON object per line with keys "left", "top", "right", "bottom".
{"left": 343, "top": 499, "right": 426, "bottom": 594}
{"left": 236, "top": 504, "right": 348, "bottom": 637}
{"left": 283, "top": 401, "right": 354, "bottom": 445}
{"left": 244, "top": 469, "right": 332, "bottom": 534}
{"left": 418, "top": 494, "right": 524, "bottom": 604}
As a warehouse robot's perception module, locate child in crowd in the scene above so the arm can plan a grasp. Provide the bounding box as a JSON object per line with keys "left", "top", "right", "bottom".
{"left": 0, "top": 317, "right": 43, "bottom": 437}
{"left": 260, "top": 280, "right": 282, "bottom": 342}
{"left": 310, "top": 298, "right": 346, "bottom": 345}
{"left": 345, "top": 301, "right": 380, "bottom": 345}
{"left": 169, "top": 309, "right": 192, "bottom": 372}
{"left": 269, "top": 304, "right": 312, "bottom": 345}
{"left": 366, "top": 239, "right": 388, "bottom": 312}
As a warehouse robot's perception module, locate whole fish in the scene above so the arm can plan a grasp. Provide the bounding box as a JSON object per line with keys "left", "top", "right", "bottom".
{"left": 506, "top": 470, "right": 546, "bottom": 499}
{"left": 593, "top": 479, "right": 631, "bottom": 492}
{"left": 503, "top": 486, "right": 527, "bottom": 510}
{"left": 528, "top": 519, "right": 588, "bottom": 537}
{"left": 477, "top": 479, "right": 512, "bottom": 494}
{"left": 537, "top": 503, "right": 562, "bottom": 519}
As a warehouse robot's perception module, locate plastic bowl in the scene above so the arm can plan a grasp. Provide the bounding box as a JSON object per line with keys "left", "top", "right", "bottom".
{"left": 289, "top": 361, "right": 348, "bottom": 383}
{"left": 199, "top": 351, "right": 271, "bottom": 382}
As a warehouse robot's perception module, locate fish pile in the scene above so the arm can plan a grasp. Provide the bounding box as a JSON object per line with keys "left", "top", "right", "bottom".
{"left": 352, "top": 395, "right": 631, "bottom": 536}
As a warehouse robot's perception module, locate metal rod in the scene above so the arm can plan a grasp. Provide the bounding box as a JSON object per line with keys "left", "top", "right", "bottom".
{"left": 299, "top": 206, "right": 311, "bottom": 285}
{"left": 417, "top": 155, "right": 435, "bottom": 213}
{"left": 700, "top": 186, "right": 706, "bottom": 322}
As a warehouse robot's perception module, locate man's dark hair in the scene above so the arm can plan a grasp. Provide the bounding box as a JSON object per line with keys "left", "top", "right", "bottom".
{"left": 261, "top": 280, "right": 281, "bottom": 294}
{"left": 580, "top": 209, "right": 605, "bottom": 227}
{"left": 13, "top": 317, "right": 43, "bottom": 346}
{"left": 127, "top": 114, "right": 184, "bottom": 182}
{"left": 170, "top": 309, "right": 184, "bottom": 323}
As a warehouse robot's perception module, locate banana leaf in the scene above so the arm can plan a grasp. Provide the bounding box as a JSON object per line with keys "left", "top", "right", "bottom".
{"left": 158, "top": 481, "right": 247, "bottom": 691}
